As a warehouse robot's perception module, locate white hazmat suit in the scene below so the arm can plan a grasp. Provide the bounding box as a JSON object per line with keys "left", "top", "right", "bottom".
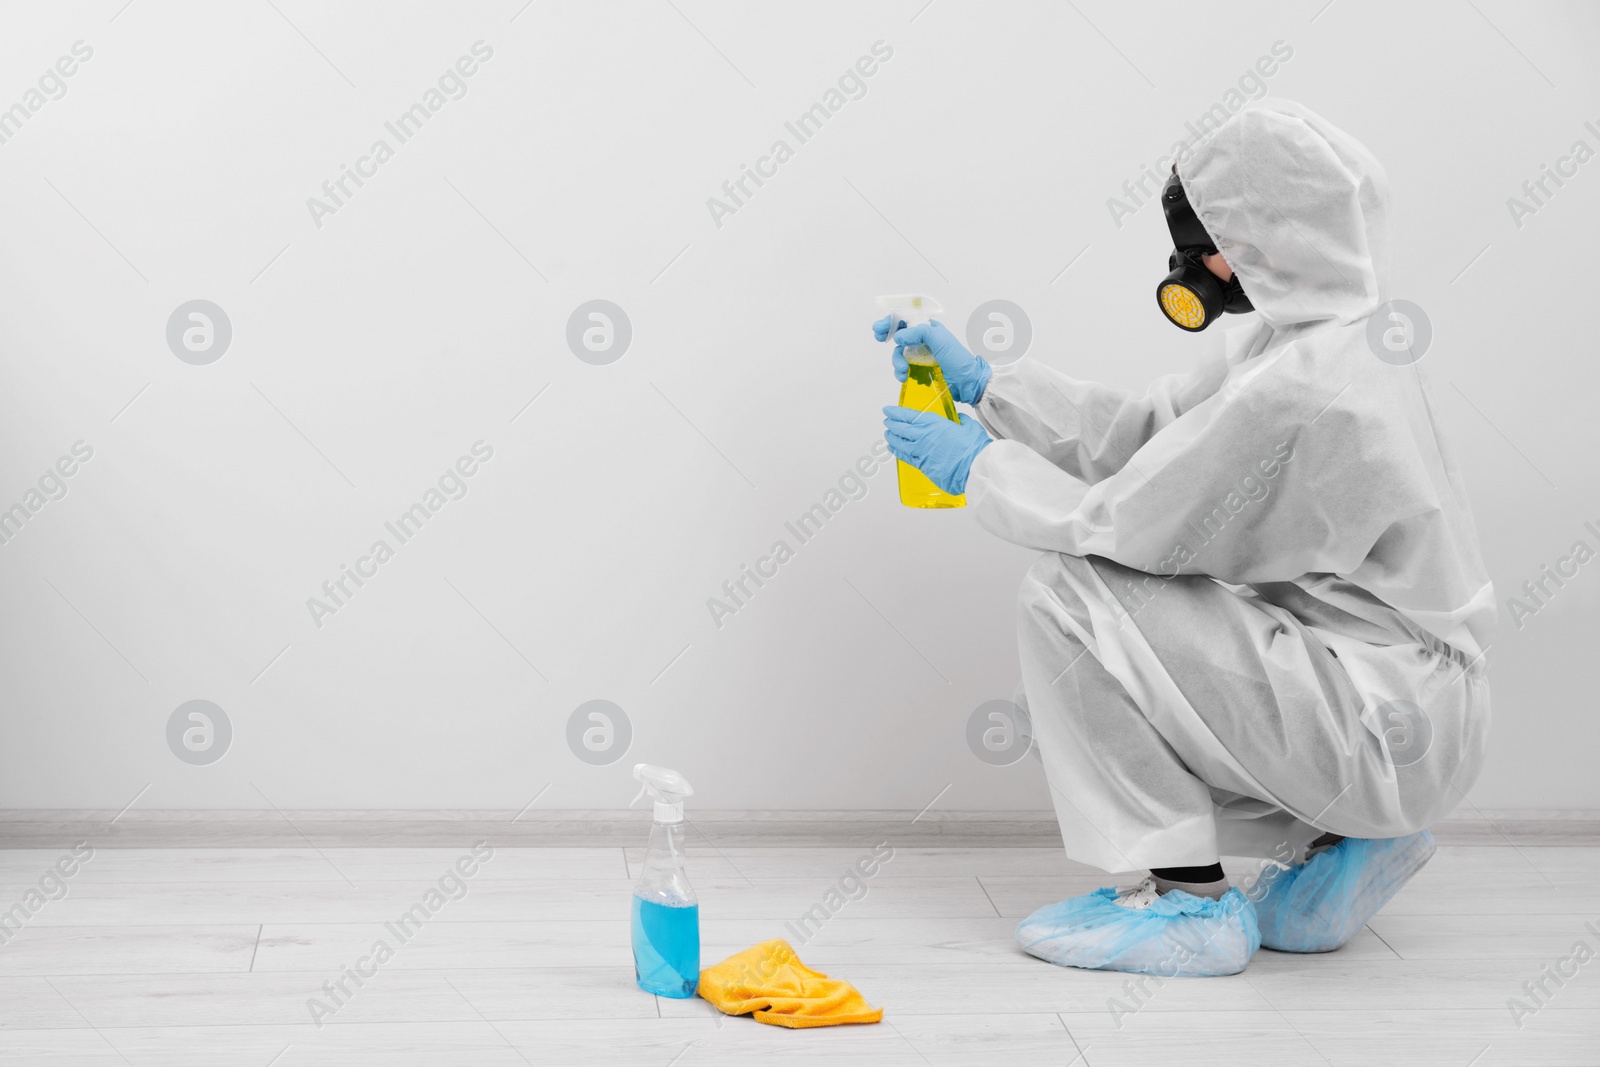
{"left": 966, "top": 101, "right": 1493, "bottom": 871}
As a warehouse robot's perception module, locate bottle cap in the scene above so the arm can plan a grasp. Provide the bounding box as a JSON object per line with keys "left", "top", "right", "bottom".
{"left": 632, "top": 763, "right": 693, "bottom": 824}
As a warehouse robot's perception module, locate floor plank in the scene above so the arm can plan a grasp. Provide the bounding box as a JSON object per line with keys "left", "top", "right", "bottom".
{"left": 0, "top": 967, "right": 658, "bottom": 1029}
{"left": 0, "top": 925, "right": 257, "bottom": 976}
{"left": 1244, "top": 953, "right": 1600, "bottom": 1012}
{"left": 0, "top": 847, "right": 629, "bottom": 884}
{"left": 0, "top": 875, "right": 997, "bottom": 926}
{"left": 1367, "top": 911, "right": 1600, "bottom": 959}
{"left": 623, "top": 846, "right": 1086, "bottom": 881}
{"left": 1279, "top": 1007, "right": 1600, "bottom": 1067}
{"left": 1058, "top": 1009, "right": 1335, "bottom": 1066}
{"left": 252, "top": 917, "right": 1036, "bottom": 972}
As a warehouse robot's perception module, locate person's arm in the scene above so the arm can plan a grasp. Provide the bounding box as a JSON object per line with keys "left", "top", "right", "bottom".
{"left": 965, "top": 350, "right": 1428, "bottom": 584}
{"left": 873, "top": 315, "right": 1232, "bottom": 486}
{"left": 971, "top": 355, "right": 1230, "bottom": 486}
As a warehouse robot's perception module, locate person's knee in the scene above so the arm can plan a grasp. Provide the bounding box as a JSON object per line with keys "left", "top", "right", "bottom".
{"left": 1020, "top": 553, "right": 1081, "bottom": 604}
{"left": 1018, "top": 553, "right": 1091, "bottom": 635}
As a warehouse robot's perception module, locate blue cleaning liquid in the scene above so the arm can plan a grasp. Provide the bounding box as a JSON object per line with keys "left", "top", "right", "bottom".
{"left": 631, "top": 895, "right": 700, "bottom": 998}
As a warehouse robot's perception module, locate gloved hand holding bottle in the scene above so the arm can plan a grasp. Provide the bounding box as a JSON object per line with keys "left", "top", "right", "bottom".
{"left": 872, "top": 315, "right": 993, "bottom": 406}
{"left": 881, "top": 407, "right": 991, "bottom": 496}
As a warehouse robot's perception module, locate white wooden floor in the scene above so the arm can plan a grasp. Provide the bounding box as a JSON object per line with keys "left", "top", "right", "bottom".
{"left": 0, "top": 842, "right": 1595, "bottom": 1065}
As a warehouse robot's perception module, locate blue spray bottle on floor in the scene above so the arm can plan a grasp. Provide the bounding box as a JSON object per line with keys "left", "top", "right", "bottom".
{"left": 630, "top": 764, "right": 699, "bottom": 998}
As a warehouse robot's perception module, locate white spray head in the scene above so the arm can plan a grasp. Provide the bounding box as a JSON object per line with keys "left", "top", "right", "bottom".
{"left": 631, "top": 763, "right": 693, "bottom": 824}
{"left": 876, "top": 293, "right": 943, "bottom": 332}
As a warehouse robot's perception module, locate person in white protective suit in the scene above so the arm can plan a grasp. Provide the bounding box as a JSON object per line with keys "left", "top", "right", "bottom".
{"left": 877, "top": 100, "right": 1493, "bottom": 976}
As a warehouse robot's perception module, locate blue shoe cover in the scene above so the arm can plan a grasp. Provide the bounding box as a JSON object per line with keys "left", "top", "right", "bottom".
{"left": 1252, "top": 830, "right": 1436, "bottom": 953}
{"left": 1015, "top": 885, "right": 1260, "bottom": 976}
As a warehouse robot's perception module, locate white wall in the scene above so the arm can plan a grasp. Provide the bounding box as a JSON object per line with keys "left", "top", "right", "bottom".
{"left": 1, "top": 0, "right": 1595, "bottom": 813}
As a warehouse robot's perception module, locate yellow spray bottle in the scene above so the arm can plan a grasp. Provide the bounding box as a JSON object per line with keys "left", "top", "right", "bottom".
{"left": 877, "top": 294, "right": 965, "bottom": 509}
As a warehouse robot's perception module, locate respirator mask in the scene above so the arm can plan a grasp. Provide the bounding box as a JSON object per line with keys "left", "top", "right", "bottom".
{"left": 1156, "top": 170, "right": 1253, "bottom": 331}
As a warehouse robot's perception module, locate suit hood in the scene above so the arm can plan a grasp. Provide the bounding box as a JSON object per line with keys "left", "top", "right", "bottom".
{"left": 1178, "top": 100, "right": 1392, "bottom": 329}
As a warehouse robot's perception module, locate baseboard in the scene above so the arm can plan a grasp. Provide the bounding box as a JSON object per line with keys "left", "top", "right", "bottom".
{"left": 0, "top": 810, "right": 1059, "bottom": 849}
{"left": 1, "top": 809, "right": 1596, "bottom": 849}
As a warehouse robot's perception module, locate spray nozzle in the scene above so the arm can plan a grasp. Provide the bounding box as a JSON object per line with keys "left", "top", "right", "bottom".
{"left": 631, "top": 763, "right": 693, "bottom": 824}
{"left": 876, "top": 294, "right": 944, "bottom": 367}
{"left": 876, "top": 293, "right": 944, "bottom": 334}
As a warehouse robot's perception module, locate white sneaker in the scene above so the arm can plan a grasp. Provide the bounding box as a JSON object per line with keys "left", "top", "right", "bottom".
{"left": 1112, "top": 877, "right": 1162, "bottom": 910}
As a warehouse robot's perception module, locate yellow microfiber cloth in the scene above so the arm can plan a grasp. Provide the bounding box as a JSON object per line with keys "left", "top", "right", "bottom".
{"left": 696, "top": 939, "right": 883, "bottom": 1028}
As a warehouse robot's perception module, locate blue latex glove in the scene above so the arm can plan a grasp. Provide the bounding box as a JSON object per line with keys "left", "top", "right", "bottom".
{"left": 872, "top": 316, "right": 993, "bottom": 405}
{"left": 882, "top": 406, "right": 991, "bottom": 495}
